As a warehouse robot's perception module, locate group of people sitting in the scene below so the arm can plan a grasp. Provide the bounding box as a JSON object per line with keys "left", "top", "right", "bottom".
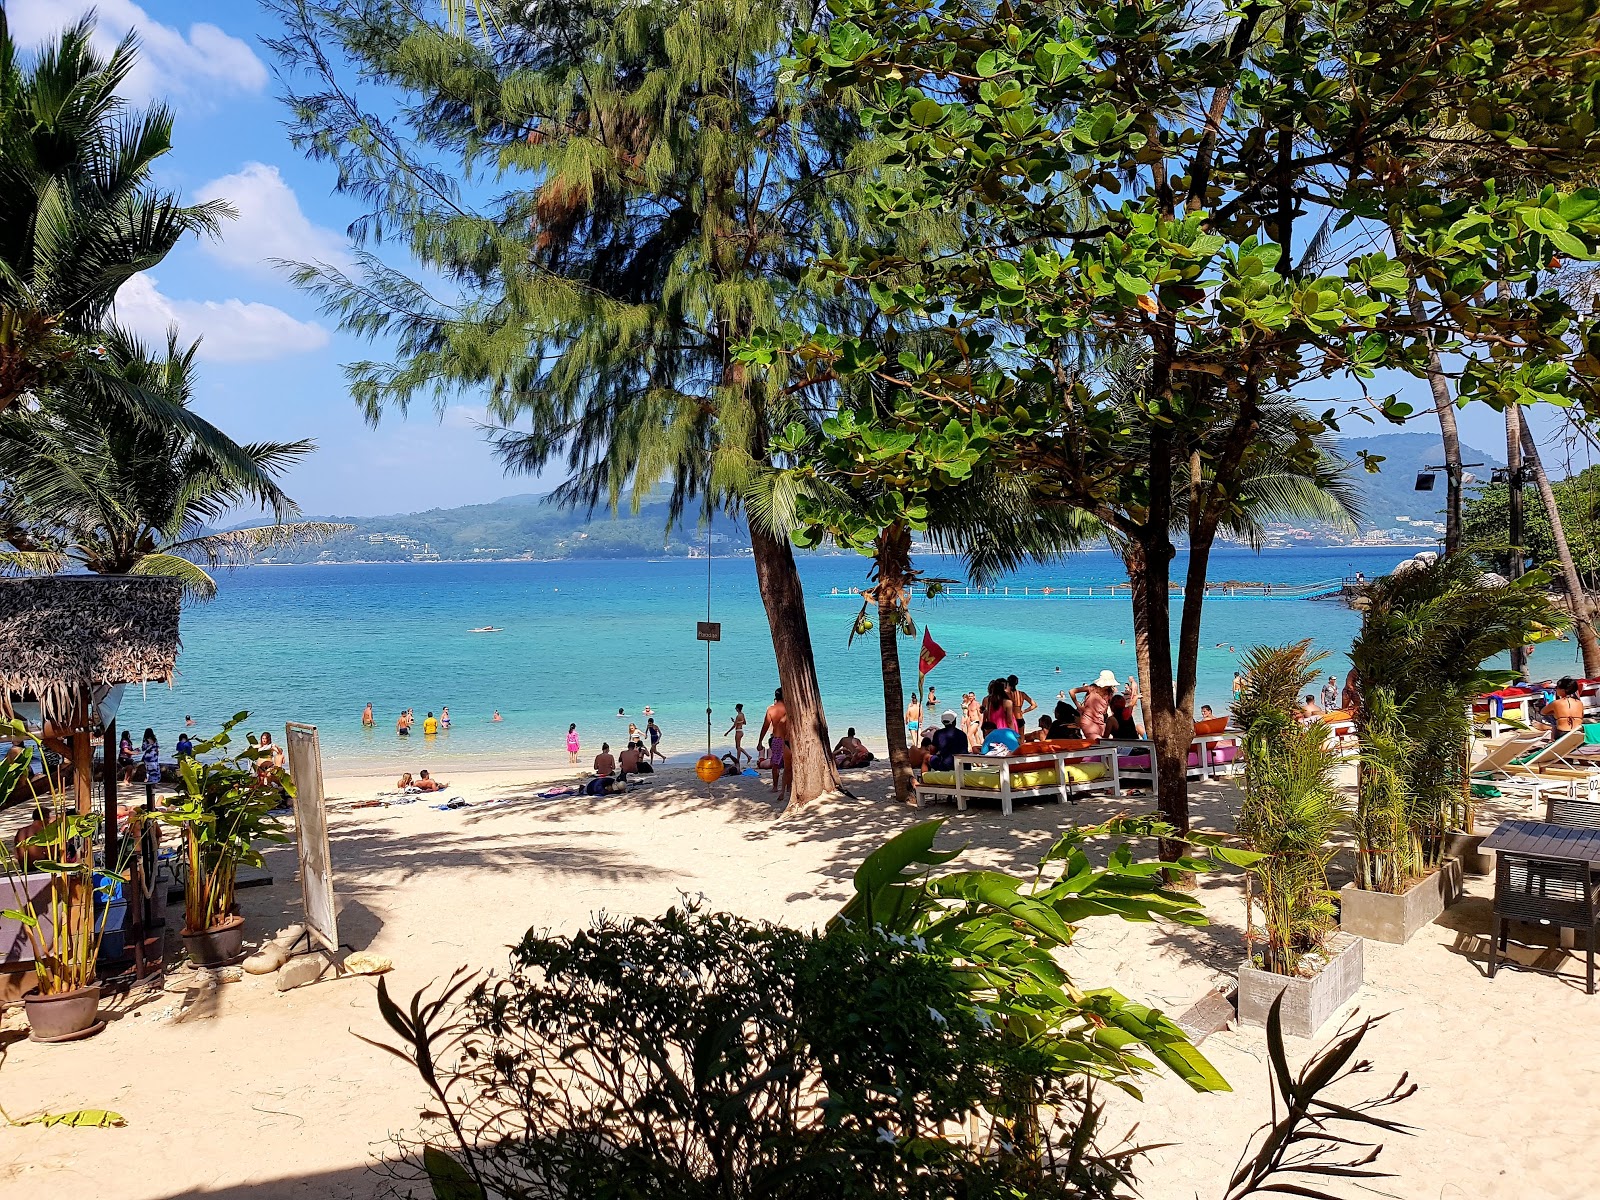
{"left": 586, "top": 737, "right": 656, "bottom": 795}
{"left": 395, "top": 770, "right": 448, "bottom": 793}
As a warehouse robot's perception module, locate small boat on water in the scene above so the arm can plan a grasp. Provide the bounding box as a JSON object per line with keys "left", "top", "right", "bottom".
{"left": 469, "top": 626, "right": 503, "bottom": 633}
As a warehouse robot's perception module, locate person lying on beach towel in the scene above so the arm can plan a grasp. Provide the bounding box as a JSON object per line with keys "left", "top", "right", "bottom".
{"left": 413, "top": 770, "right": 447, "bottom": 792}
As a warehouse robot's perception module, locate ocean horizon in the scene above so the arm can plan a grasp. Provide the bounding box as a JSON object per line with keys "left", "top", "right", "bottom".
{"left": 110, "top": 545, "right": 1581, "bottom": 775}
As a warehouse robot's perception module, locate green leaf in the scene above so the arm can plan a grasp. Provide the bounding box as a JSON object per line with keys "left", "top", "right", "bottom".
{"left": 423, "top": 1146, "right": 483, "bottom": 1200}
{"left": 16, "top": 1109, "right": 126, "bottom": 1128}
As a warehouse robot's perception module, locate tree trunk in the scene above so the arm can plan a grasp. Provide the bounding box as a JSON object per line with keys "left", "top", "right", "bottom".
{"left": 1506, "top": 407, "right": 1528, "bottom": 675}
{"left": 1520, "top": 422, "right": 1600, "bottom": 675}
{"left": 1126, "top": 537, "right": 1190, "bottom": 860}
{"left": 877, "top": 596, "right": 914, "bottom": 805}
{"left": 748, "top": 521, "right": 842, "bottom": 805}
{"left": 1389, "top": 212, "right": 1463, "bottom": 553}
{"left": 1124, "top": 544, "right": 1155, "bottom": 735}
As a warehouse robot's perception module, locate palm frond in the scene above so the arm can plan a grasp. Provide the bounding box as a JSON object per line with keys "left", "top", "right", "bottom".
{"left": 128, "top": 551, "right": 217, "bottom": 602}
{"left": 167, "top": 522, "right": 352, "bottom": 568}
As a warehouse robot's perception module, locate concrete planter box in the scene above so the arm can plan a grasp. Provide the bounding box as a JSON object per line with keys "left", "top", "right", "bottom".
{"left": 1238, "top": 934, "right": 1364, "bottom": 1039}
{"left": 1338, "top": 858, "right": 1464, "bottom": 945}
{"left": 1443, "top": 831, "right": 1493, "bottom": 877}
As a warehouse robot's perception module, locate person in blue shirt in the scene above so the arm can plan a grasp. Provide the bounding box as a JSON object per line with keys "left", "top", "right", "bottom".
{"left": 928, "top": 711, "right": 970, "bottom": 772}
{"left": 175, "top": 732, "right": 195, "bottom": 759}
{"left": 140, "top": 728, "right": 160, "bottom": 806}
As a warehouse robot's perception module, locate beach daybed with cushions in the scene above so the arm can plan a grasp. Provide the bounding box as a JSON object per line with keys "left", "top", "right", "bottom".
{"left": 1473, "top": 687, "right": 1538, "bottom": 738}
{"left": 913, "top": 741, "right": 1121, "bottom": 815}
{"left": 1102, "top": 719, "right": 1245, "bottom": 788}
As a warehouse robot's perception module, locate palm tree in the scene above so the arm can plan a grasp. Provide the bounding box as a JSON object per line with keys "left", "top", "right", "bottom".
{"left": 0, "top": 13, "right": 230, "bottom": 413}
{"left": 0, "top": 328, "right": 345, "bottom": 599}
{"left": 1350, "top": 554, "right": 1569, "bottom": 890}
{"left": 1234, "top": 641, "right": 1345, "bottom": 977}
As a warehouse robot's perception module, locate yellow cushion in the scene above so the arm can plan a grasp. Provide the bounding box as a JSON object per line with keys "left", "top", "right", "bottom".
{"left": 919, "top": 763, "right": 1108, "bottom": 791}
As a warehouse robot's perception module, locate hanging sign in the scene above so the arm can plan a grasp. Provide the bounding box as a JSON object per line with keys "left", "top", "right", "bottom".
{"left": 696, "top": 621, "right": 722, "bottom": 642}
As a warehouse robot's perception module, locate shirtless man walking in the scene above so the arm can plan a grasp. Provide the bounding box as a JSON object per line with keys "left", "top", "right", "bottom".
{"left": 757, "top": 688, "right": 791, "bottom": 797}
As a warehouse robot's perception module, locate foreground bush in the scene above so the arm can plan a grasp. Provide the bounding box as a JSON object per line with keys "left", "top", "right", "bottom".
{"left": 366, "top": 821, "right": 1412, "bottom": 1198}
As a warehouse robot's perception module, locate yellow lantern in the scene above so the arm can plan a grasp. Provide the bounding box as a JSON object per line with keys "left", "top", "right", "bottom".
{"left": 695, "top": 754, "right": 724, "bottom": 782}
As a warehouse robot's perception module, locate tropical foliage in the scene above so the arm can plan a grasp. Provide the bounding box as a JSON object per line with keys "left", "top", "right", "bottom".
{"left": 155, "top": 712, "right": 290, "bottom": 935}
{"left": 0, "top": 720, "right": 128, "bottom": 994}
{"left": 1233, "top": 642, "right": 1346, "bottom": 976}
{"left": 267, "top": 0, "right": 952, "bottom": 803}
{"left": 1351, "top": 555, "right": 1569, "bottom": 890}
{"left": 0, "top": 328, "right": 343, "bottom": 600}
{"left": 1464, "top": 463, "right": 1600, "bottom": 588}
{"left": 744, "top": 0, "right": 1600, "bottom": 858}
{"left": 368, "top": 821, "right": 1421, "bottom": 1200}
{"left": 0, "top": 13, "right": 229, "bottom": 417}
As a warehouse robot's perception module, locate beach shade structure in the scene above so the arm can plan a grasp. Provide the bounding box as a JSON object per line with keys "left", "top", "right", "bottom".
{"left": 0, "top": 575, "right": 182, "bottom": 981}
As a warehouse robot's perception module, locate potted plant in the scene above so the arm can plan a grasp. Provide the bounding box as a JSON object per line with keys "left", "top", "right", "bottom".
{"left": 1232, "top": 643, "right": 1362, "bottom": 1039}
{"left": 0, "top": 720, "right": 130, "bottom": 1042}
{"left": 158, "top": 712, "right": 290, "bottom": 967}
{"left": 1343, "top": 558, "right": 1565, "bottom": 943}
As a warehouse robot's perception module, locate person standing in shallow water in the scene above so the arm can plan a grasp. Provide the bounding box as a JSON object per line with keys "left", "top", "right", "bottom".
{"left": 362, "top": 702, "right": 373, "bottom": 726}
{"left": 566, "top": 723, "right": 580, "bottom": 764}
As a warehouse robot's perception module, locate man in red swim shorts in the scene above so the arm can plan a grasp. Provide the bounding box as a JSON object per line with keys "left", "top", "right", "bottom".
{"left": 757, "top": 687, "right": 790, "bottom": 798}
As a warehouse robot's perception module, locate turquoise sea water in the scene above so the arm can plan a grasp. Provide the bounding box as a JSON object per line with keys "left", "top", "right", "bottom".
{"left": 110, "top": 546, "right": 1583, "bottom": 772}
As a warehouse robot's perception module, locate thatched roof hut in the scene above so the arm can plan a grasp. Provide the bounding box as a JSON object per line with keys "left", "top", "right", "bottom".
{"left": 0, "top": 576, "right": 182, "bottom": 723}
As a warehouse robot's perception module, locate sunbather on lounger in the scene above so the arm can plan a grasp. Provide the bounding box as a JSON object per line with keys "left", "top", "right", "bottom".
{"left": 1545, "top": 677, "right": 1585, "bottom": 736}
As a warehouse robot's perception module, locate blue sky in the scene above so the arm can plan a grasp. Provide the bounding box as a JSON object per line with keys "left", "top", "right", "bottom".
{"left": 9, "top": 1, "right": 1588, "bottom": 519}
{"left": 10, "top": 0, "right": 520, "bottom": 518}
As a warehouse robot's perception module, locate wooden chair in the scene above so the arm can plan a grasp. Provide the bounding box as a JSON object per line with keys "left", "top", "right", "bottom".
{"left": 1544, "top": 797, "right": 1600, "bottom": 830}
{"left": 1488, "top": 851, "right": 1600, "bottom": 995}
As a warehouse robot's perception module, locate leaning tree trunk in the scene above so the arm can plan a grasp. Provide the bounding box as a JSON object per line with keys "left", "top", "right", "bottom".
{"left": 877, "top": 596, "right": 914, "bottom": 805}
{"left": 1520, "top": 421, "right": 1600, "bottom": 675}
{"left": 749, "top": 522, "right": 843, "bottom": 806}
{"left": 1390, "top": 213, "right": 1463, "bottom": 554}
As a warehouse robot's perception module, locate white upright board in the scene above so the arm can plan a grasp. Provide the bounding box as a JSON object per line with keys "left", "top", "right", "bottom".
{"left": 284, "top": 722, "right": 338, "bottom": 954}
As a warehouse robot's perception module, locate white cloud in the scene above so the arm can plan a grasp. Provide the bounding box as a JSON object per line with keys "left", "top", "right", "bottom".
{"left": 114, "top": 274, "right": 330, "bottom": 364}
{"left": 196, "top": 163, "right": 355, "bottom": 276}
{"left": 7, "top": 0, "right": 267, "bottom": 106}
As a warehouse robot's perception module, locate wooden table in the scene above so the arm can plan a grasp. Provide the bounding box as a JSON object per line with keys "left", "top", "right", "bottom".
{"left": 1480, "top": 820, "right": 1600, "bottom": 949}
{"left": 1480, "top": 819, "right": 1600, "bottom": 867}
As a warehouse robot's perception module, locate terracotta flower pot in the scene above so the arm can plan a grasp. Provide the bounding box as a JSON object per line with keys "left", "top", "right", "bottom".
{"left": 24, "top": 984, "right": 102, "bottom": 1043}
{"left": 182, "top": 913, "right": 246, "bottom": 966}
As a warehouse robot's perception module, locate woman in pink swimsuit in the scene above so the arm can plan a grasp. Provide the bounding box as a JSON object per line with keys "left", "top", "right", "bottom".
{"left": 983, "top": 678, "right": 1017, "bottom": 733}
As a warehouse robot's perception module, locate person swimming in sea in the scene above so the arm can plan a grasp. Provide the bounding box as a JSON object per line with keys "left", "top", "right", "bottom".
{"left": 362, "top": 702, "right": 374, "bottom": 726}
{"left": 492, "top": 710, "right": 502, "bottom": 722}
{"left": 440, "top": 706, "right": 451, "bottom": 729}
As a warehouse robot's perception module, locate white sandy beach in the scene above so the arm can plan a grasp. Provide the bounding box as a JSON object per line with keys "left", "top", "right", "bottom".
{"left": 0, "top": 761, "right": 1594, "bottom": 1200}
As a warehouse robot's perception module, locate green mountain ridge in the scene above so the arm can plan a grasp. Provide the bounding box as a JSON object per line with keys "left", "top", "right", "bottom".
{"left": 256, "top": 432, "right": 1504, "bottom": 563}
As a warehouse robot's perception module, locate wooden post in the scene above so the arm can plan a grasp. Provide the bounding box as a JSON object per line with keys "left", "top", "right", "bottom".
{"left": 103, "top": 721, "right": 119, "bottom": 871}
{"left": 71, "top": 732, "right": 92, "bottom": 817}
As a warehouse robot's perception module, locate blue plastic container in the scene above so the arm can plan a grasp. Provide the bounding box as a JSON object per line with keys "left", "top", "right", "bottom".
{"left": 95, "top": 873, "right": 128, "bottom": 963}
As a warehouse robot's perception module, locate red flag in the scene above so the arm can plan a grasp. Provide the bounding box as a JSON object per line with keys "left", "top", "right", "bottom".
{"left": 918, "top": 629, "right": 946, "bottom": 683}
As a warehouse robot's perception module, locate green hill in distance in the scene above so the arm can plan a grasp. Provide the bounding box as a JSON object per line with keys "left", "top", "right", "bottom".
{"left": 257, "top": 431, "right": 1505, "bottom": 563}
{"left": 262, "top": 490, "right": 755, "bottom": 563}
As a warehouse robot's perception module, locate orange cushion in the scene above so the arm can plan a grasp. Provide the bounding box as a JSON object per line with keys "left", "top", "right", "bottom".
{"left": 1193, "top": 717, "right": 1229, "bottom": 735}
{"left": 1034, "top": 737, "right": 1098, "bottom": 752}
